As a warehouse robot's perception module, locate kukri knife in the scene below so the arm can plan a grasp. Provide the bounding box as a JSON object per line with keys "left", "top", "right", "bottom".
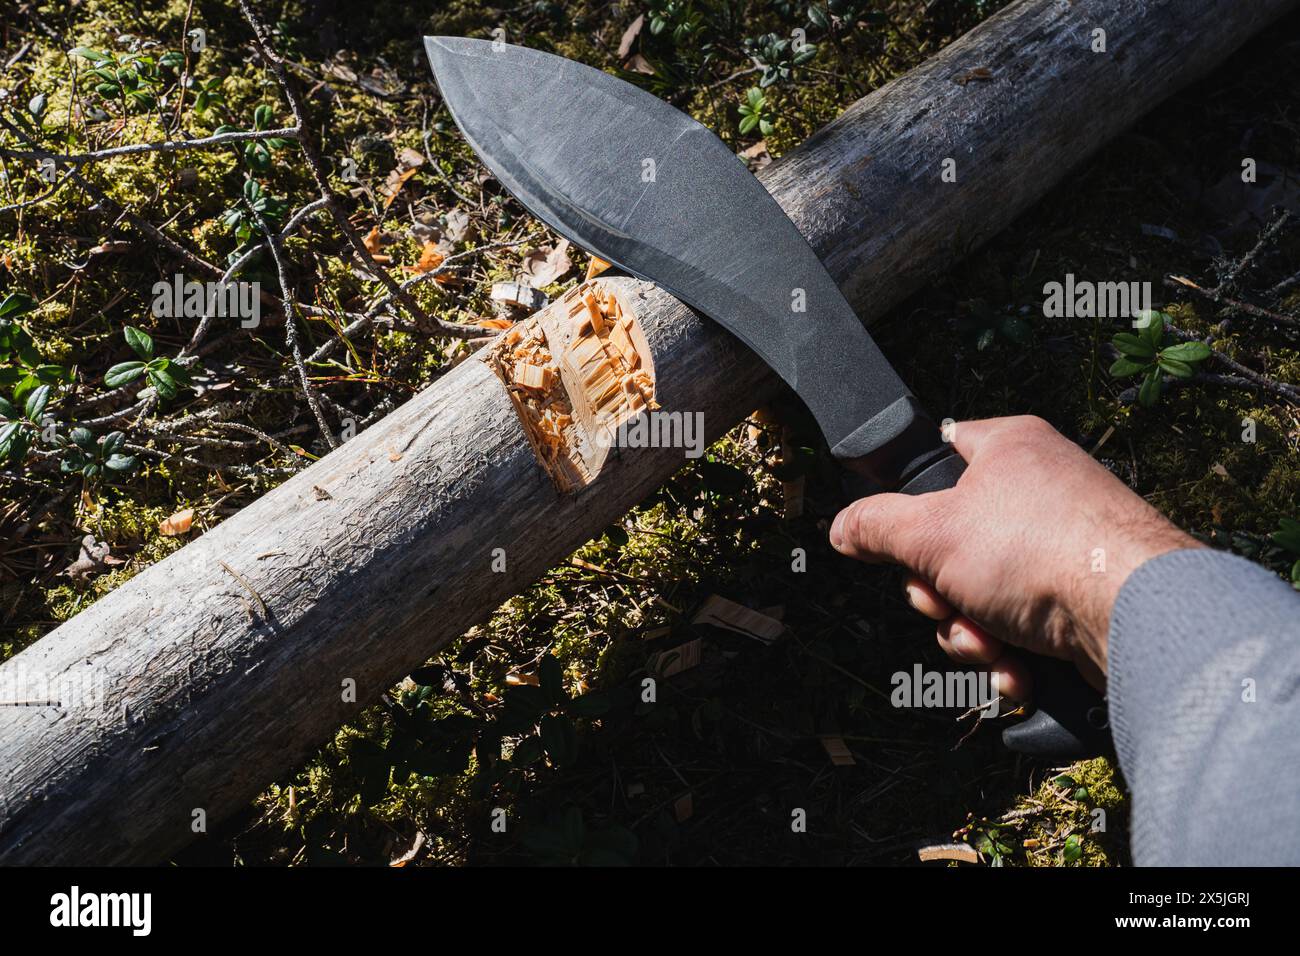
{"left": 424, "top": 36, "right": 1109, "bottom": 758}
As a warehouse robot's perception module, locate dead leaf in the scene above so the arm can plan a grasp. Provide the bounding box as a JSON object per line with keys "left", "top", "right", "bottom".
{"left": 405, "top": 241, "right": 446, "bottom": 275}
{"left": 159, "top": 508, "right": 194, "bottom": 536}
{"left": 380, "top": 167, "right": 418, "bottom": 210}
{"left": 360, "top": 225, "right": 393, "bottom": 265}
{"left": 444, "top": 208, "right": 474, "bottom": 243}
{"left": 476, "top": 317, "right": 515, "bottom": 330}
{"left": 397, "top": 146, "right": 425, "bottom": 170}
{"left": 618, "top": 14, "right": 644, "bottom": 59}
{"left": 62, "top": 534, "right": 124, "bottom": 585}
{"left": 389, "top": 830, "right": 426, "bottom": 867}
{"left": 323, "top": 60, "right": 358, "bottom": 83}
{"left": 738, "top": 139, "right": 772, "bottom": 170}
{"left": 88, "top": 240, "right": 133, "bottom": 256}
{"left": 521, "top": 239, "right": 572, "bottom": 289}
{"left": 623, "top": 53, "right": 655, "bottom": 75}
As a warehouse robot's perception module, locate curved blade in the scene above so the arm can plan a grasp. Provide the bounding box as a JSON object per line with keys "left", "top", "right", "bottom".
{"left": 425, "top": 36, "right": 909, "bottom": 448}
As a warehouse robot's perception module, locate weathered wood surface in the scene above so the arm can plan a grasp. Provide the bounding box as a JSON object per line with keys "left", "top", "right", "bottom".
{"left": 2, "top": 0, "right": 1294, "bottom": 864}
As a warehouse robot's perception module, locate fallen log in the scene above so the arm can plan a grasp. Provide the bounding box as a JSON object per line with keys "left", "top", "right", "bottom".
{"left": 1, "top": 0, "right": 1293, "bottom": 864}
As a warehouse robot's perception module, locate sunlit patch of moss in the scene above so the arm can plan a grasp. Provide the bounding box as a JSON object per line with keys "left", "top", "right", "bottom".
{"left": 41, "top": 497, "right": 187, "bottom": 623}
{"left": 956, "top": 757, "right": 1126, "bottom": 867}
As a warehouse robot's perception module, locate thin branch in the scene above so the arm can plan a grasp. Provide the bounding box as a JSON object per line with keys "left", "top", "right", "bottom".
{"left": 0, "top": 169, "right": 74, "bottom": 214}
{"left": 1167, "top": 274, "right": 1300, "bottom": 331}
{"left": 0, "top": 127, "right": 300, "bottom": 165}
{"left": 249, "top": 201, "right": 339, "bottom": 449}
{"left": 1165, "top": 326, "right": 1300, "bottom": 403}
{"left": 236, "top": 0, "right": 438, "bottom": 333}
{"left": 1219, "top": 209, "right": 1293, "bottom": 288}
{"left": 303, "top": 238, "right": 527, "bottom": 364}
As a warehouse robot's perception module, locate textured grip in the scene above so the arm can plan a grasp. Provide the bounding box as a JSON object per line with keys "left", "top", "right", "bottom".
{"left": 833, "top": 403, "right": 1111, "bottom": 758}
{"left": 897, "top": 451, "right": 966, "bottom": 494}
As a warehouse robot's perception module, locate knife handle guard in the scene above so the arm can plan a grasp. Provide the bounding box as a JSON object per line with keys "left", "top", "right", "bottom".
{"left": 830, "top": 394, "right": 954, "bottom": 491}
{"left": 831, "top": 396, "right": 1111, "bottom": 759}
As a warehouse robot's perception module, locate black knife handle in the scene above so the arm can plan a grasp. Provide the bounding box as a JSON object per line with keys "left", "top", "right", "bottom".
{"left": 831, "top": 396, "right": 1110, "bottom": 758}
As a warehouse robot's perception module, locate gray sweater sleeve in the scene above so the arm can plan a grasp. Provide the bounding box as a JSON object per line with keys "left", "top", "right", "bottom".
{"left": 1108, "top": 547, "right": 1300, "bottom": 866}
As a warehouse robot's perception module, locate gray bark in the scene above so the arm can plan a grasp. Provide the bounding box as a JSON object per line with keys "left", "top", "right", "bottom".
{"left": 1, "top": 0, "right": 1293, "bottom": 864}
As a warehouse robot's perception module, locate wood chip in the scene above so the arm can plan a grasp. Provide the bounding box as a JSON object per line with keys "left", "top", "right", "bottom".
{"left": 821, "top": 736, "right": 855, "bottom": 766}
{"left": 691, "top": 594, "right": 785, "bottom": 644}
{"left": 513, "top": 363, "right": 554, "bottom": 391}
{"left": 158, "top": 508, "right": 194, "bottom": 536}
{"left": 917, "top": 842, "right": 981, "bottom": 864}
{"left": 651, "top": 638, "right": 702, "bottom": 678}
{"left": 673, "top": 792, "right": 693, "bottom": 822}
{"left": 490, "top": 282, "right": 548, "bottom": 312}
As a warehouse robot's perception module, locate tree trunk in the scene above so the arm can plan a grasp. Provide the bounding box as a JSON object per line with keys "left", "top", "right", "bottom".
{"left": 1, "top": 0, "right": 1293, "bottom": 864}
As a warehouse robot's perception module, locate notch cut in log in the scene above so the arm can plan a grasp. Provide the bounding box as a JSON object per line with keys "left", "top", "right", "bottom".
{"left": 1, "top": 0, "right": 1296, "bottom": 864}
{"left": 486, "top": 278, "right": 656, "bottom": 490}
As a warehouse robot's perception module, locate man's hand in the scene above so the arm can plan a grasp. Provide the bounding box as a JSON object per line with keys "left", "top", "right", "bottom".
{"left": 829, "top": 416, "right": 1200, "bottom": 700}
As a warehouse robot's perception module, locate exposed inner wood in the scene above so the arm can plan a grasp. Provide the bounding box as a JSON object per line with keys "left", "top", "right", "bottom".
{"left": 486, "top": 278, "right": 657, "bottom": 491}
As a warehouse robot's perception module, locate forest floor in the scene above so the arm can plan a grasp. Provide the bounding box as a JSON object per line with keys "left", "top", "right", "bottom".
{"left": 2, "top": 1, "right": 1298, "bottom": 866}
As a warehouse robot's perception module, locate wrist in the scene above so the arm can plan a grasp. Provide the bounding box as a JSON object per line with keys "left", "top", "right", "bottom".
{"left": 1066, "top": 522, "right": 1202, "bottom": 676}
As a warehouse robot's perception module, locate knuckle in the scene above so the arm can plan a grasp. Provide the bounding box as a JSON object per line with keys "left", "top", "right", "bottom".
{"left": 846, "top": 499, "right": 885, "bottom": 549}
{"left": 1014, "top": 414, "right": 1052, "bottom": 435}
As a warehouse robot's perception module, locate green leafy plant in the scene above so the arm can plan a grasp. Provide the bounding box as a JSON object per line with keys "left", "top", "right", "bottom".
{"left": 647, "top": 0, "right": 705, "bottom": 44}
{"left": 190, "top": 76, "right": 227, "bottom": 115}
{"left": 807, "top": 0, "right": 883, "bottom": 33}
{"left": 0, "top": 384, "right": 51, "bottom": 464}
{"left": 215, "top": 105, "right": 291, "bottom": 171}
{"left": 28, "top": 91, "right": 48, "bottom": 125}
{"left": 519, "top": 806, "right": 639, "bottom": 865}
{"left": 220, "top": 179, "right": 289, "bottom": 248}
{"left": 957, "top": 299, "right": 1033, "bottom": 351}
{"left": 69, "top": 47, "right": 181, "bottom": 113}
{"left": 738, "top": 87, "right": 776, "bottom": 136}
{"left": 1062, "top": 832, "right": 1084, "bottom": 864}
{"left": 743, "top": 31, "right": 811, "bottom": 89}
{"left": 743, "top": 32, "right": 818, "bottom": 88}
{"left": 1108, "top": 311, "right": 1211, "bottom": 407}
{"left": 1270, "top": 517, "right": 1300, "bottom": 589}
{"left": 972, "top": 825, "right": 1014, "bottom": 867}
{"left": 0, "top": 292, "right": 72, "bottom": 404}
{"left": 104, "top": 326, "right": 192, "bottom": 401}
{"left": 55, "top": 427, "right": 136, "bottom": 479}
